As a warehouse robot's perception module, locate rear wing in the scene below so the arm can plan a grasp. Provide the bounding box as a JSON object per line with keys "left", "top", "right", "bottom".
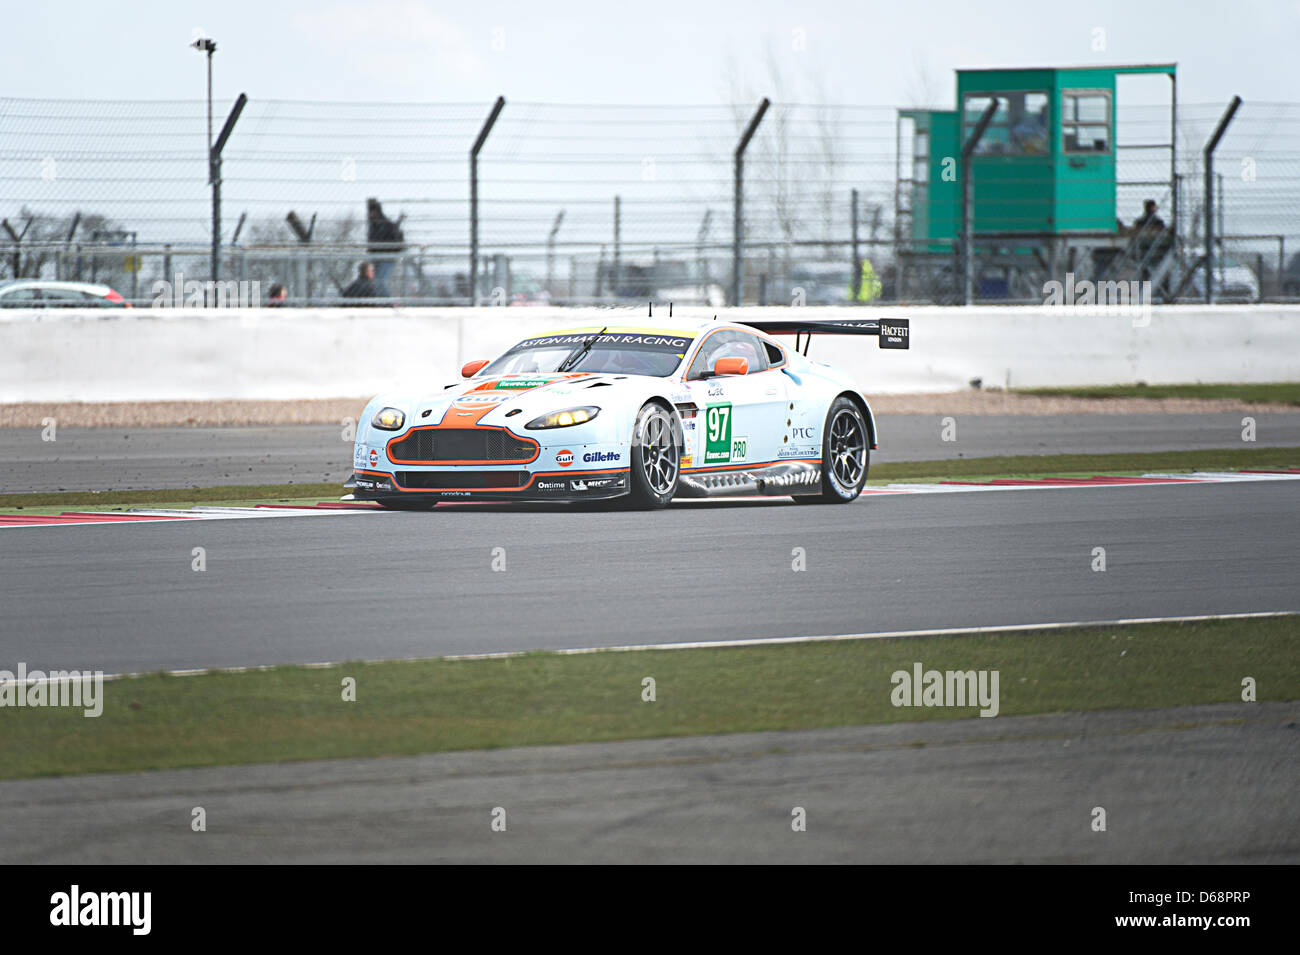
{"left": 740, "top": 317, "right": 909, "bottom": 355}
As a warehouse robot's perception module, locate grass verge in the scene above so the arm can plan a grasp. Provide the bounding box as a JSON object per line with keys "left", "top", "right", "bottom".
{"left": 1, "top": 617, "right": 1295, "bottom": 780}
{"left": 1014, "top": 382, "right": 1300, "bottom": 406}
{"left": 0, "top": 483, "right": 342, "bottom": 511}
{"left": 867, "top": 446, "right": 1300, "bottom": 484}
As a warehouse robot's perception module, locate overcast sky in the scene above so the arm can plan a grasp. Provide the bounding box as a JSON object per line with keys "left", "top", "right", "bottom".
{"left": 3, "top": 0, "right": 1297, "bottom": 107}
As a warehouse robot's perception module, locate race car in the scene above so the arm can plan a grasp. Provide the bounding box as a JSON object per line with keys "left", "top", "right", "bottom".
{"left": 347, "top": 315, "right": 909, "bottom": 509}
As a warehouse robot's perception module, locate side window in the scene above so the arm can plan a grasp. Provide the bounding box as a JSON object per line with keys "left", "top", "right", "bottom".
{"left": 962, "top": 91, "right": 1048, "bottom": 156}
{"left": 40, "top": 288, "right": 86, "bottom": 307}
{"left": 0, "top": 288, "right": 41, "bottom": 307}
{"left": 761, "top": 339, "right": 784, "bottom": 367}
{"left": 687, "top": 331, "right": 768, "bottom": 379}
{"left": 1062, "top": 90, "right": 1111, "bottom": 154}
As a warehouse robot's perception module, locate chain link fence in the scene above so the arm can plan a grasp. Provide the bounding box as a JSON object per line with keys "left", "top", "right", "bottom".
{"left": 2, "top": 96, "right": 1297, "bottom": 305}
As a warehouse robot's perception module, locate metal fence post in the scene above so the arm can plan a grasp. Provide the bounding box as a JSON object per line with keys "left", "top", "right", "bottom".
{"left": 60, "top": 212, "right": 80, "bottom": 282}
{"left": 696, "top": 209, "right": 712, "bottom": 299}
{"left": 546, "top": 210, "right": 564, "bottom": 298}
{"left": 209, "top": 93, "right": 247, "bottom": 291}
{"left": 469, "top": 96, "right": 506, "bottom": 306}
{"left": 961, "top": 99, "right": 999, "bottom": 305}
{"left": 287, "top": 211, "right": 315, "bottom": 302}
{"left": 613, "top": 195, "right": 622, "bottom": 294}
{"left": 850, "top": 189, "right": 861, "bottom": 302}
{"left": 732, "top": 98, "right": 770, "bottom": 307}
{"left": 1203, "top": 95, "right": 1242, "bottom": 304}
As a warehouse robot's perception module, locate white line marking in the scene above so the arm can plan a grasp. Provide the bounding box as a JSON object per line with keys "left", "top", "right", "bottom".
{"left": 4, "top": 470, "right": 1296, "bottom": 529}
{"left": 70, "top": 610, "right": 1297, "bottom": 683}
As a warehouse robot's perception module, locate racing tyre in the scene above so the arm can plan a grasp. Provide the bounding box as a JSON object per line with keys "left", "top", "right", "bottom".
{"left": 794, "top": 396, "right": 869, "bottom": 504}
{"left": 625, "top": 402, "right": 680, "bottom": 509}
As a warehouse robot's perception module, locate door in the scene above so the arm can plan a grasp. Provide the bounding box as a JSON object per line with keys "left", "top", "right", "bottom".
{"left": 682, "top": 330, "right": 787, "bottom": 470}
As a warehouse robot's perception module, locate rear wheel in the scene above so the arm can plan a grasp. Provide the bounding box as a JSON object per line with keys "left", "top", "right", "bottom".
{"left": 625, "top": 402, "right": 680, "bottom": 509}
{"left": 793, "top": 396, "right": 869, "bottom": 504}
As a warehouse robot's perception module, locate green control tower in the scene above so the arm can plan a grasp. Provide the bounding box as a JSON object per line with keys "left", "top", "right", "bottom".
{"left": 895, "top": 63, "right": 1177, "bottom": 301}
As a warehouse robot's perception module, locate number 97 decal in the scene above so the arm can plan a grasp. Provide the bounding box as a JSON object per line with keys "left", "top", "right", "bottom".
{"left": 704, "top": 404, "right": 747, "bottom": 464}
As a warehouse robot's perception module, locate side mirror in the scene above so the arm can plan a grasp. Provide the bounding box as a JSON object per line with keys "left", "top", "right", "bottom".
{"left": 713, "top": 356, "right": 749, "bottom": 377}
{"left": 461, "top": 358, "right": 489, "bottom": 378}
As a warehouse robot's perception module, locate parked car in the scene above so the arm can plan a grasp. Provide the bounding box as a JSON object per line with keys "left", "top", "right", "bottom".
{"left": 1184, "top": 254, "right": 1260, "bottom": 303}
{"left": 1282, "top": 252, "right": 1300, "bottom": 299}
{"left": 775, "top": 263, "right": 854, "bottom": 306}
{"left": 0, "top": 279, "right": 131, "bottom": 308}
{"left": 655, "top": 282, "right": 726, "bottom": 308}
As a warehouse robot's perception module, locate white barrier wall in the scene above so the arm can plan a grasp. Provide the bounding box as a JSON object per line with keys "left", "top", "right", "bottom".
{"left": 2, "top": 304, "right": 1298, "bottom": 403}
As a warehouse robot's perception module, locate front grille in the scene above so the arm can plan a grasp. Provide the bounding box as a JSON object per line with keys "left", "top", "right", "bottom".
{"left": 389, "top": 427, "right": 536, "bottom": 463}
{"left": 397, "top": 471, "right": 530, "bottom": 490}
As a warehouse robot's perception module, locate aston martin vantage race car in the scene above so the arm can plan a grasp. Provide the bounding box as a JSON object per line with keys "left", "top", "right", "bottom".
{"left": 347, "top": 315, "right": 909, "bottom": 509}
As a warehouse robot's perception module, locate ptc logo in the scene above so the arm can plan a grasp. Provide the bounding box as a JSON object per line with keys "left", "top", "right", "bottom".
{"left": 556, "top": 450, "right": 574, "bottom": 467}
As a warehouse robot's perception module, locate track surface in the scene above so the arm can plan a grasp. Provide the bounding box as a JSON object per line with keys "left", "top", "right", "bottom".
{"left": 1, "top": 480, "right": 1296, "bottom": 674}
{"left": 3, "top": 413, "right": 1299, "bottom": 493}
{"left": 1, "top": 702, "right": 1293, "bottom": 863}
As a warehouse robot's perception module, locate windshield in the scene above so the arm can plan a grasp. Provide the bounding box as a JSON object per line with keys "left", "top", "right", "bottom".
{"left": 481, "top": 331, "right": 693, "bottom": 378}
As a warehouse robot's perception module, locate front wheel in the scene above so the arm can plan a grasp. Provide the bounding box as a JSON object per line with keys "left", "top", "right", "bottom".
{"left": 793, "top": 397, "right": 869, "bottom": 504}
{"left": 625, "top": 402, "right": 680, "bottom": 509}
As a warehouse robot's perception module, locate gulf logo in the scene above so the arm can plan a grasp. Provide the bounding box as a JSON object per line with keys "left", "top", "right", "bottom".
{"left": 556, "top": 449, "right": 575, "bottom": 467}
{"left": 452, "top": 392, "right": 511, "bottom": 410}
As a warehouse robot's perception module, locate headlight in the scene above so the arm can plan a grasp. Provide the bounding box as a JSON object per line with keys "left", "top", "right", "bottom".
{"left": 371, "top": 407, "right": 406, "bottom": 430}
{"left": 525, "top": 406, "right": 600, "bottom": 430}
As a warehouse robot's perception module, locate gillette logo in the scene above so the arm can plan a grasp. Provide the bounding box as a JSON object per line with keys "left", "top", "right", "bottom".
{"left": 582, "top": 451, "right": 620, "bottom": 463}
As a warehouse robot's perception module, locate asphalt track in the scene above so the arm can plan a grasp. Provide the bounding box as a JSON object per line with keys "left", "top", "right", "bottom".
{"left": 3, "top": 412, "right": 1300, "bottom": 493}
{"left": 1, "top": 480, "right": 1296, "bottom": 674}
{"left": 1, "top": 703, "right": 1294, "bottom": 863}
{"left": 3, "top": 419, "right": 1296, "bottom": 866}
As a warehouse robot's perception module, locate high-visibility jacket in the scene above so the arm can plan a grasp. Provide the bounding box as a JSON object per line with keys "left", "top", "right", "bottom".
{"left": 853, "top": 259, "right": 882, "bottom": 302}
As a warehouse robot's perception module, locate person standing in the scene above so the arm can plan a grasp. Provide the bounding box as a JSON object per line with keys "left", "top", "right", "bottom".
{"left": 366, "top": 198, "right": 405, "bottom": 297}
{"left": 1130, "top": 199, "right": 1166, "bottom": 235}
{"left": 342, "top": 262, "right": 379, "bottom": 302}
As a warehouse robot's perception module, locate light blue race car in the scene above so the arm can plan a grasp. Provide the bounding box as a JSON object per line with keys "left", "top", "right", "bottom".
{"left": 347, "top": 315, "right": 909, "bottom": 509}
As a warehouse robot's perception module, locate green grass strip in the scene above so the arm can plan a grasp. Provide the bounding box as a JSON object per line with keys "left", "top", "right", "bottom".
{"left": 0, "top": 483, "right": 342, "bottom": 510}
{"left": 867, "top": 446, "right": 1300, "bottom": 483}
{"left": 3, "top": 448, "right": 1298, "bottom": 513}
{"left": 1, "top": 617, "right": 1294, "bottom": 780}
{"left": 1014, "top": 382, "right": 1300, "bottom": 406}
